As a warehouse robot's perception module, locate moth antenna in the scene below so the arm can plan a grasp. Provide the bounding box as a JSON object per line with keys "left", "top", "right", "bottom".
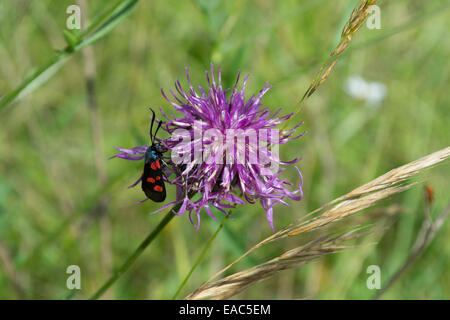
{"left": 153, "top": 120, "right": 162, "bottom": 142}
{"left": 149, "top": 108, "right": 156, "bottom": 143}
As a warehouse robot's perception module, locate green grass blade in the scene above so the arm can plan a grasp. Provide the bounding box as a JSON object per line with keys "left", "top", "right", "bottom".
{"left": 0, "top": 0, "right": 139, "bottom": 111}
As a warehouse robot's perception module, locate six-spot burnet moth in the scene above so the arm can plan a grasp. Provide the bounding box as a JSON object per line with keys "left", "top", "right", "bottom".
{"left": 142, "top": 109, "right": 166, "bottom": 202}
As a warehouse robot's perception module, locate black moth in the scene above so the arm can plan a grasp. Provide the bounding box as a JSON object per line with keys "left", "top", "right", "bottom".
{"left": 142, "top": 109, "right": 166, "bottom": 202}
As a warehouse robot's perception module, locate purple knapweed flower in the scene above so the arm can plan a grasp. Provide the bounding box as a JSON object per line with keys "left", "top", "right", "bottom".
{"left": 111, "top": 64, "right": 305, "bottom": 231}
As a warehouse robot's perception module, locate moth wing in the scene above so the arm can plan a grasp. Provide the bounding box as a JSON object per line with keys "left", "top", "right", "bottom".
{"left": 141, "top": 161, "right": 166, "bottom": 202}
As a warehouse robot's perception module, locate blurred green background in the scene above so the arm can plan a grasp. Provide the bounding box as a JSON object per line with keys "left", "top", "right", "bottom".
{"left": 0, "top": 0, "right": 449, "bottom": 299}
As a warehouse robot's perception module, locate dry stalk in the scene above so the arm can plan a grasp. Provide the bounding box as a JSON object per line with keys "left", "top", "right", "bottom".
{"left": 289, "top": 0, "right": 378, "bottom": 119}
{"left": 186, "top": 228, "right": 371, "bottom": 300}
{"left": 0, "top": 238, "right": 26, "bottom": 299}
{"left": 186, "top": 146, "right": 450, "bottom": 300}
{"left": 308, "top": 0, "right": 378, "bottom": 96}
{"left": 374, "top": 202, "right": 450, "bottom": 299}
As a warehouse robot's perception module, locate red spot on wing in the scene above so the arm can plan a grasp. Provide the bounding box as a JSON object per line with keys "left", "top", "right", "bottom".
{"left": 153, "top": 185, "right": 163, "bottom": 192}
{"left": 150, "top": 161, "right": 157, "bottom": 170}
{"left": 156, "top": 159, "right": 161, "bottom": 169}
{"left": 147, "top": 177, "right": 155, "bottom": 183}
{"left": 156, "top": 176, "right": 161, "bottom": 180}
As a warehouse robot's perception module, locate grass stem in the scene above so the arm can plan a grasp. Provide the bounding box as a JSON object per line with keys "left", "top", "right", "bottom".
{"left": 89, "top": 208, "right": 177, "bottom": 300}
{"left": 172, "top": 214, "right": 229, "bottom": 300}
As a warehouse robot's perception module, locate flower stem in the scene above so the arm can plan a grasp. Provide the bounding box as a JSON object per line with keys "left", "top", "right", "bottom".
{"left": 89, "top": 208, "right": 178, "bottom": 300}
{"left": 171, "top": 214, "right": 229, "bottom": 300}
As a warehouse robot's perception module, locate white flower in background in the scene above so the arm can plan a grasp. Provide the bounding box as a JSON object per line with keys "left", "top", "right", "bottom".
{"left": 344, "top": 76, "right": 387, "bottom": 107}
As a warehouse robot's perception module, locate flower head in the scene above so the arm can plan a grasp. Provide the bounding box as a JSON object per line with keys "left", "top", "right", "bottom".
{"left": 112, "top": 64, "right": 305, "bottom": 231}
